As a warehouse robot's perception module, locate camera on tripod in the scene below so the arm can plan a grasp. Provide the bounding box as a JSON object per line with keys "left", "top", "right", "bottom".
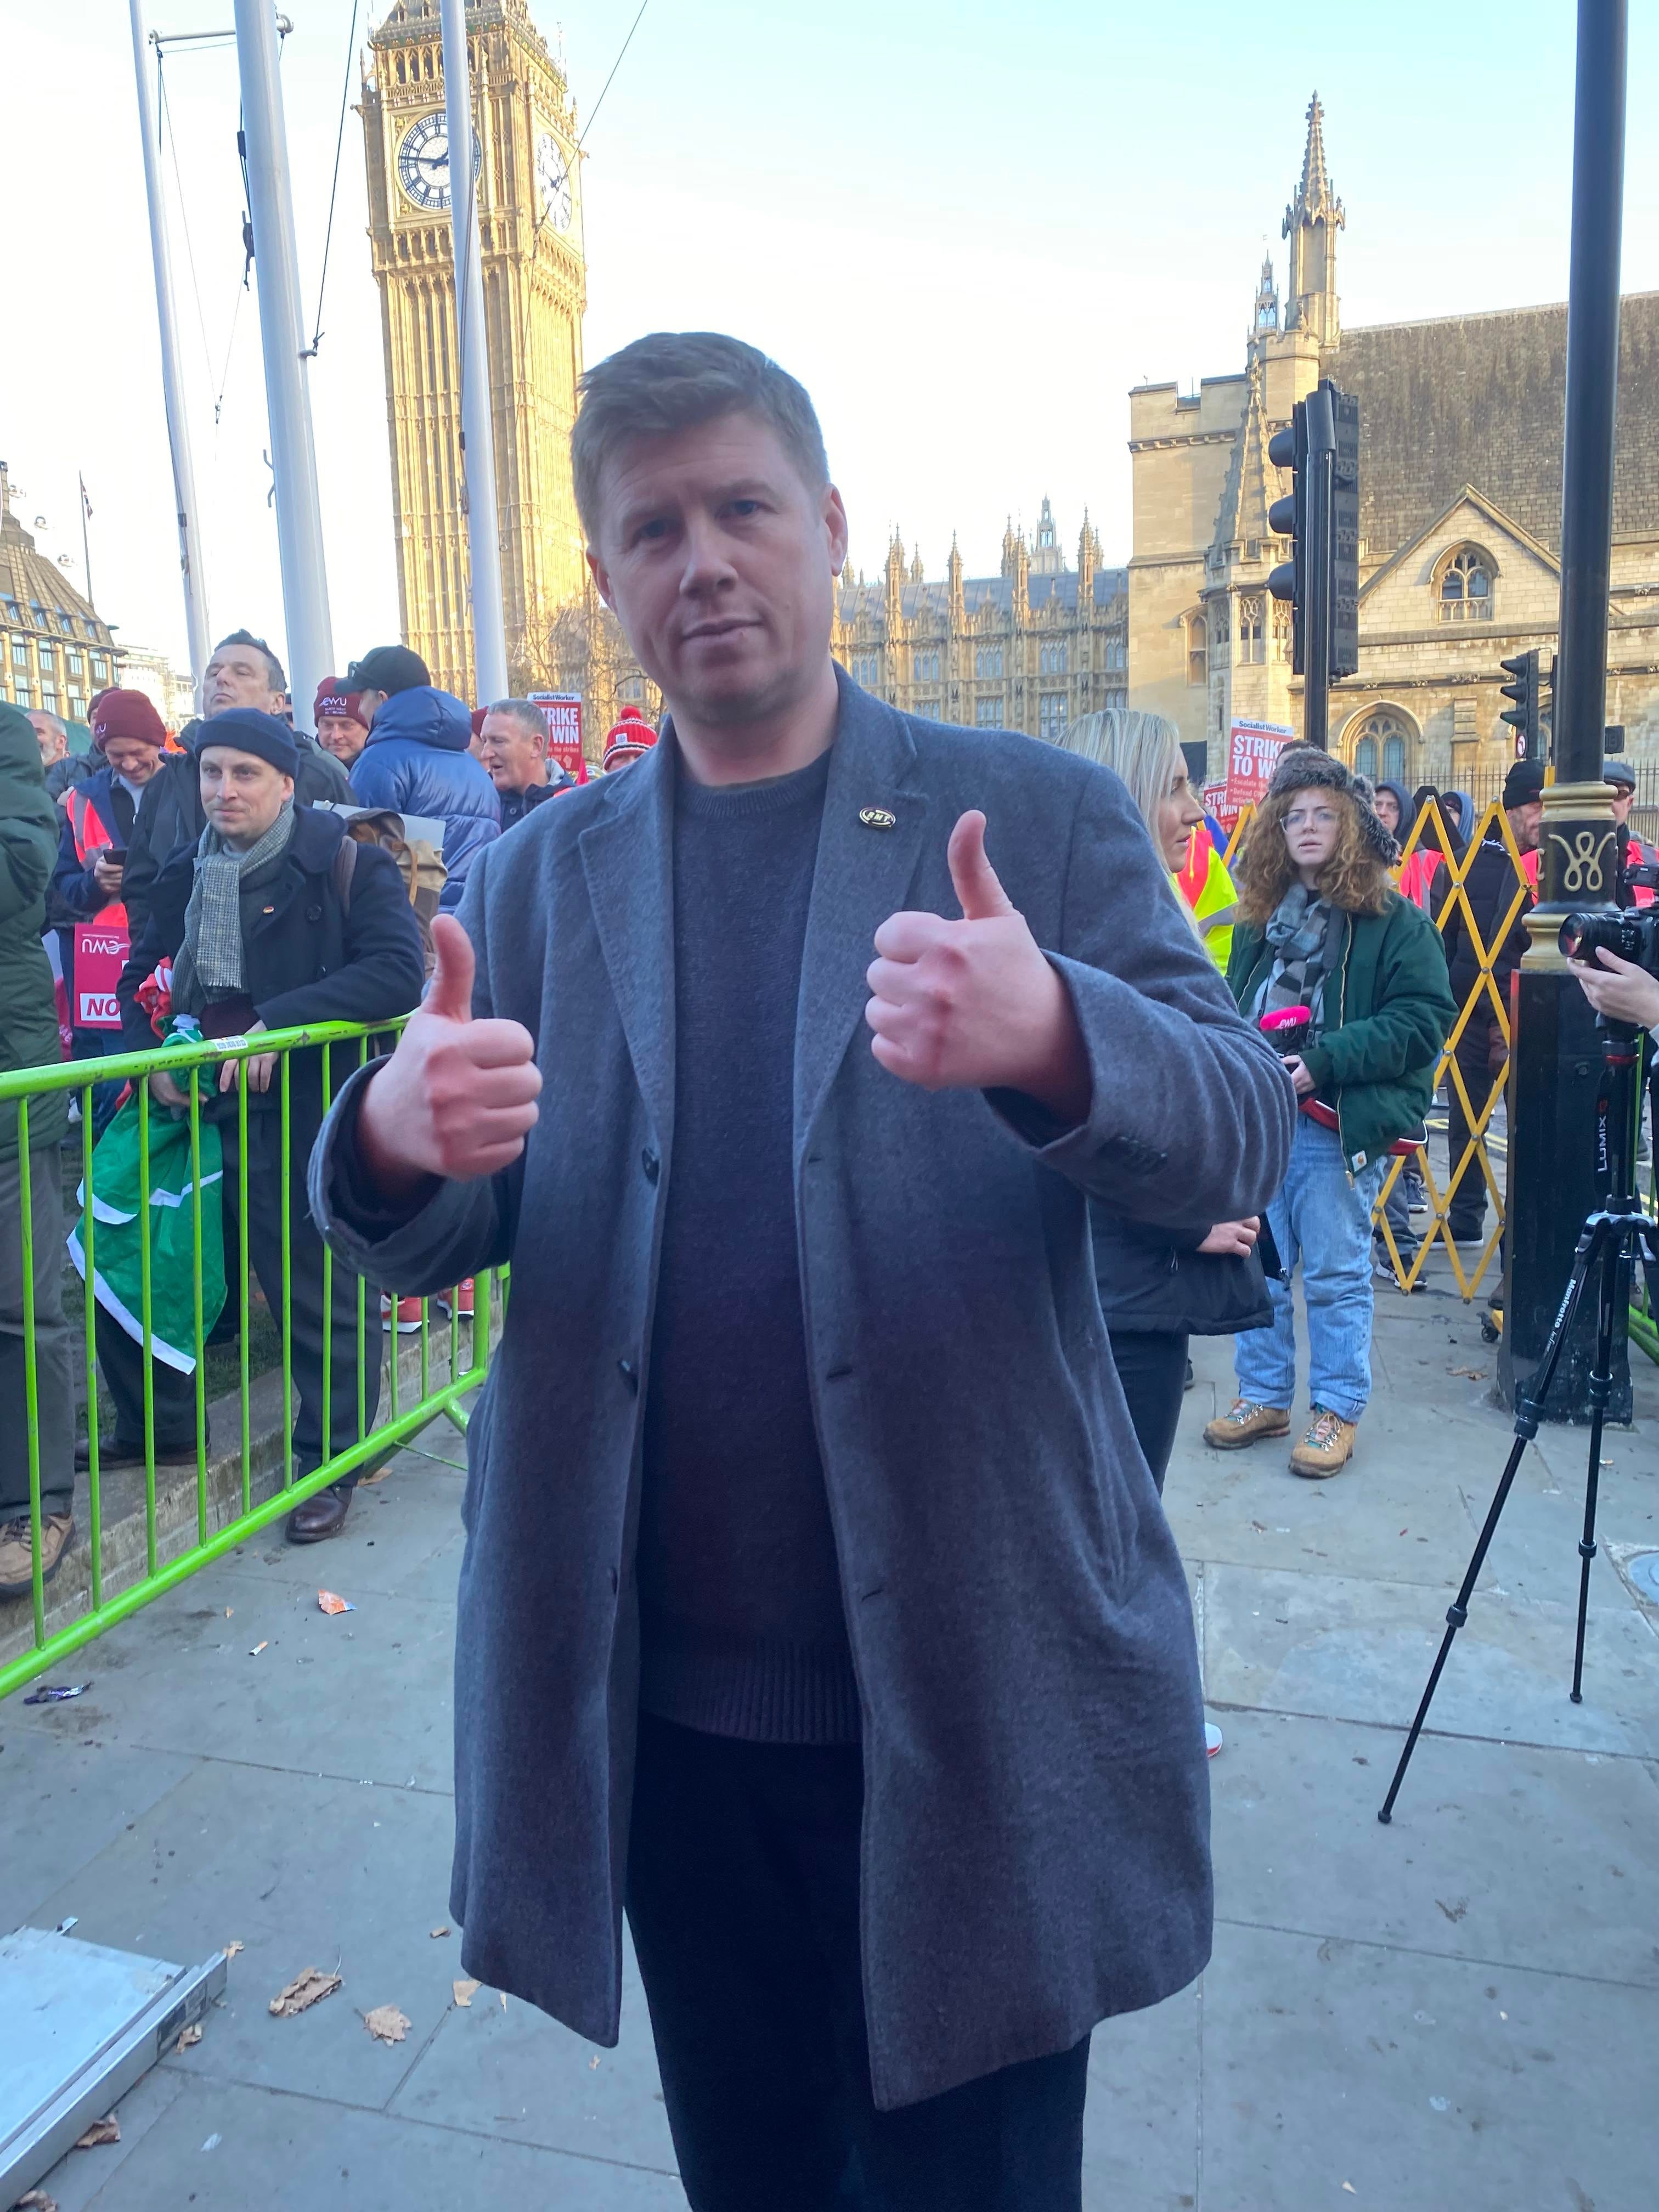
{"left": 1559, "top": 906, "right": 1659, "bottom": 974}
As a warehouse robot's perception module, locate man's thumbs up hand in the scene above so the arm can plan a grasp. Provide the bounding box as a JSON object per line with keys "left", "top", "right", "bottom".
{"left": 865, "top": 811, "right": 1092, "bottom": 1122}
{"left": 357, "top": 913, "right": 542, "bottom": 1199}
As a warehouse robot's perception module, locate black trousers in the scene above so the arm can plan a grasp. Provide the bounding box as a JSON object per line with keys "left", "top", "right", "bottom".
{"left": 625, "top": 1714, "right": 1090, "bottom": 2212}
{"left": 1108, "top": 1327, "right": 1190, "bottom": 1495}
{"left": 1446, "top": 1030, "right": 1498, "bottom": 1238}
{"left": 94, "top": 1110, "right": 377, "bottom": 1481}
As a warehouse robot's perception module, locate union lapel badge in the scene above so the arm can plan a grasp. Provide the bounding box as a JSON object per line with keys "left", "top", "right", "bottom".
{"left": 858, "top": 806, "right": 897, "bottom": 830}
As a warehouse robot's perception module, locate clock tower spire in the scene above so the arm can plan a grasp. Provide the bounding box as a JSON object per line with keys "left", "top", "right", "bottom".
{"left": 362, "top": 0, "right": 587, "bottom": 698}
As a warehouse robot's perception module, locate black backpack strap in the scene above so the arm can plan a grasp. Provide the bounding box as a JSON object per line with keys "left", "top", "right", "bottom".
{"left": 331, "top": 831, "right": 359, "bottom": 917}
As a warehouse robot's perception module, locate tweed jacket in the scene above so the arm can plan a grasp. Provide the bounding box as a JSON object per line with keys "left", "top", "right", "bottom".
{"left": 309, "top": 670, "right": 1294, "bottom": 2108}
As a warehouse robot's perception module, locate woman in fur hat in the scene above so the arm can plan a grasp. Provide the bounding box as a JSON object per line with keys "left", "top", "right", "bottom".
{"left": 1203, "top": 748, "right": 1455, "bottom": 1477}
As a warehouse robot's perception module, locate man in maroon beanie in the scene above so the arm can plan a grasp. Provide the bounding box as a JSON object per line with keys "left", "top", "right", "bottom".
{"left": 314, "top": 678, "right": 370, "bottom": 770}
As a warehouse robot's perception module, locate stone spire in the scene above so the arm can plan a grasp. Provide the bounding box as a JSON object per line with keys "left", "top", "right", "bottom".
{"left": 947, "top": 533, "right": 964, "bottom": 628}
{"left": 1283, "top": 92, "right": 1344, "bottom": 347}
{"left": 1076, "top": 510, "right": 1096, "bottom": 600}
{"left": 1252, "top": 253, "right": 1279, "bottom": 337}
{"left": 1212, "top": 364, "right": 1273, "bottom": 560}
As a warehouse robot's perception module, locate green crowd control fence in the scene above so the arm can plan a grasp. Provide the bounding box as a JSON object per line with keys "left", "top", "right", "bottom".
{"left": 0, "top": 1018, "right": 505, "bottom": 1700}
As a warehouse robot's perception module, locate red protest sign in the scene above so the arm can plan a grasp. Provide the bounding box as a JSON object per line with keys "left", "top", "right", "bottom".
{"left": 73, "top": 919, "right": 129, "bottom": 1031}
{"left": 1226, "top": 720, "right": 1295, "bottom": 811}
{"left": 527, "top": 692, "right": 588, "bottom": 782}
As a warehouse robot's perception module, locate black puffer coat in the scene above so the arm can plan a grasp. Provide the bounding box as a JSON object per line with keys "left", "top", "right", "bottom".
{"left": 1090, "top": 1202, "right": 1272, "bottom": 1336}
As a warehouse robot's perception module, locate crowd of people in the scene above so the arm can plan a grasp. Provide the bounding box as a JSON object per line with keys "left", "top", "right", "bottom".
{"left": 1, "top": 636, "right": 659, "bottom": 1596}
{"left": 4, "top": 322, "right": 1658, "bottom": 2209}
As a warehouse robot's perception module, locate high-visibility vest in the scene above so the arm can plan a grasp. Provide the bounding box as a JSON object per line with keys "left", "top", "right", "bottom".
{"left": 1175, "top": 825, "right": 1236, "bottom": 973}
{"left": 67, "top": 783, "right": 126, "bottom": 930}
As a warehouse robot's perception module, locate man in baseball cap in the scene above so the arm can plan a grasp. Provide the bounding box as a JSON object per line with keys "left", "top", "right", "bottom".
{"left": 1604, "top": 758, "right": 1655, "bottom": 910}
{"left": 314, "top": 678, "right": 370, "bottom": 770}
{"left": 345, "top": 644, "right": 431, "bottom": 729}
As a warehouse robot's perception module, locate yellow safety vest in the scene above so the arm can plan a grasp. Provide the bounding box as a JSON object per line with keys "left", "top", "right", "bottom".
{"left": 1173, "top": 833, "right": 1236, "bottom": 973}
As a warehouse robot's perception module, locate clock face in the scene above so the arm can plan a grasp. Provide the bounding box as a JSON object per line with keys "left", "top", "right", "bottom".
{"left": 396, "top": 112, "right": 481, "bottom": 212}
{"left": 535, "top": 129, "right": 575, "bottom": 232}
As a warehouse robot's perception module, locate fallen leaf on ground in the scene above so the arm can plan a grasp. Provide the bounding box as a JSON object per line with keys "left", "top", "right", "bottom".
{"left": 16, "top": 2191, "right": 58, "bottom": 2210}
{"left": 224, "top": 1607, "right": 233, "bottom": 1618}
{"left": 430, "top": 1925, "right": 450, "bottom": 1939}
{"left": 269, "top": 1967, "right": 342, "bottom": 2017}
{"left": 223, "top": 1940, "right": 244, "bottom": 1959}
{"left": 175, "top": 2022, "right": 203, "bottom": 2052}
{"left": 74, "top": 2114, "right": 121, "bottom": 2147}
{"left": 1448, "top": 1367, "right": 1486, "bottom": 1380}
{"left": 358, "top": 1464, "right": 392, "bottom": 1486}
{"left": 249, "top": 1641, "right": 268, "bottom": 1657}
{"left": 317, "top": 1589, "right": 355, "bottom": 1616}
{"left": 364, "top": 2005, "right": 410, "bottom": 2044}
{"left": 453, "top": 1978, "right": 479, "bottom": 2007}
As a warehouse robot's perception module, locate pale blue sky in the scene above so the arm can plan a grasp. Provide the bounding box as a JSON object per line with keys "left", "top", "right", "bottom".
{"left": 3, "top": 0, "right": 1655, "bottom": 681}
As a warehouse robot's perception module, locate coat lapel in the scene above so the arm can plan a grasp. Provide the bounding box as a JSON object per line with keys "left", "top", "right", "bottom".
{"left": 795, "top": 675, "right": 932, "bottom": 1153}
{"left": 579, "top": 743, "right": 675, "bottom": 1146}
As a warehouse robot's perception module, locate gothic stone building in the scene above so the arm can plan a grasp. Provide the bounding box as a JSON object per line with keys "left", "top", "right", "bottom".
{"left": 1128, "top": 95, "right": 1659, "bottom": 794}
{"left": 832, "top": 500, "right": 1127, "bottom": 740}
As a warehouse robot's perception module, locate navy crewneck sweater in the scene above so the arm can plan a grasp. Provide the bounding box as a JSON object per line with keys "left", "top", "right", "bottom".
{"left": 637, "top": 748, "right": 860, "bottom": 1743}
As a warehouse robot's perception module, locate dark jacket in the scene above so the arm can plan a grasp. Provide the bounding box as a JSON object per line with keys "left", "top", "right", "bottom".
{"left": 310, "top": 672, "right": 1294, "bottom": 2109}
{"left": 121, "top": 722, "right": 353, "bottom": 947}
{"left": 496, "top": 771, "right": 574, "bottom": 831}
{"left": 1228, "top": 890, "right": 1456, "bottom": 1172}
{"left": 49, "top": 764, "right": 140, "bottom": 923}
{"left": 347, "top": 687, "right": 500, "bottom": 909}
{"left": 0, "top": 706, "right": 67, "bottom": 1159}
{"left": 119, "top": 805, "right": 425, "bottom": 1134}
{"left": 44, "top": 752, "right": 95, "bottom": 803}
{"left": 1091, "top": 1206, "right": 1273, "bottom": 1336}
{"left": 1439, "top": 825, "right": 1533, "bottom": 1040}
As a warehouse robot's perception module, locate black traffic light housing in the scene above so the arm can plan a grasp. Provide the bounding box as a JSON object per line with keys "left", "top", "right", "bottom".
{"left": 1266, "top": 379, "right": 1358, "bottom": 749}
{"left": 1267, "top": 411, "right": 1306, "bottom": 676}
{"left": 1499, "top": 648, "right": 1542, "bottom": 762}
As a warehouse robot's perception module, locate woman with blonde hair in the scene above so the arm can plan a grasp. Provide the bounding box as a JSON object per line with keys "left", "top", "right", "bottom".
{"left": 1205, "top": 747, "right": 1454, "bottom": 1476}
{"left": 1060, "top": 707, "right": 1273, "bottom": 1496}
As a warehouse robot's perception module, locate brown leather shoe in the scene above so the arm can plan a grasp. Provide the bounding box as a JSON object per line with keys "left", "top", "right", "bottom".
{"left": 0, "top": 1513, "right": 76, "bottom": 1601}
{"left": 75, "top": 1437, "right": 200, "bottom": 1471}
{"left": 285, "top": 1483, "right": 352, "bottom": 1545}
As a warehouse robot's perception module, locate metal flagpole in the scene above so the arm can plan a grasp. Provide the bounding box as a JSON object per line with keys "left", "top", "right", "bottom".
{"left": 128, "top": 0, "right": 211, "bottom": 699}
{"left": 233, "top": 0, "right": 334, "bottom": 721}
{"left": 438, "top": 0, "right": 508, "bottom": 704}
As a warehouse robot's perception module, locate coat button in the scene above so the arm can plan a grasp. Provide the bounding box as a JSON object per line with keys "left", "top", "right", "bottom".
{"left": 306, "top": 904, "right": 322, "bottom": 922}
{"left": 617, "top": 1358, "right": 638, "bottom": 1396}
{"left": 641, "top": 1147, "right": 659, "bottom": 1184}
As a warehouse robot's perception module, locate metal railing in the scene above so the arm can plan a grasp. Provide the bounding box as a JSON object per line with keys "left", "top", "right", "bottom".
{"left": 1, "top": 1018, "right": 502, "bottom": 1699}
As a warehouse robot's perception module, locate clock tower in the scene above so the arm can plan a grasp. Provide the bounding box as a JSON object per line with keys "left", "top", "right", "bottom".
{"left": 362, "top": 0, "right": 586, "bottom": 699}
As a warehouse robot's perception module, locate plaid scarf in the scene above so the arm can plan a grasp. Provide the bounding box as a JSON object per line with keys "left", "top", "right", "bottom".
{"left": 176, "top": 800, "right": 296, "bottom": 1006}
{"left": 1256, "top": 882, "right": 1338, "bottom": 1031}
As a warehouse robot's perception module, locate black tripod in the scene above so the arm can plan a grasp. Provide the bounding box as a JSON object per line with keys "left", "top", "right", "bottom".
{"left": 1379, "top": 1018, "right": 1659, "bottom": 1823}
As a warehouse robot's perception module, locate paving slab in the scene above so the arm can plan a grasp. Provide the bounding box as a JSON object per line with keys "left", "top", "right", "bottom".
{"left": 1203, "top": 1559, "right": 1659, "bottom": 1757}
{"left": 1210, "top": 1706, "right": 1659, "bottom": 1985}
{"left": 1199, "top": 1919, "right": 1659, "bottom": 2212}
{"left": 42, "top": 2077, "right": 687, "bottom": 2209}
{"left": 390, "top": 1932, "right": 678, "bottom": 2174}
{"left": 0, "top": 1723, "right": 198, "bottom": 1927}
{"left": 1081, "top": 1979, "right": 1200, "bottom": 2211}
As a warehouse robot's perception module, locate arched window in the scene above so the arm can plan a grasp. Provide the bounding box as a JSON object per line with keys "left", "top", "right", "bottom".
{"left": 1185, "top": 612, "right": 1206, "bottom": 687}
{"left": 1346, "top": 707, "right": 1417, "bottom": 786}
{"left": 1437, "top": 545, "right": 1494, "bottom": 622}
{"left": 1239, "top": 595, "right": 1265, "bottom": 664}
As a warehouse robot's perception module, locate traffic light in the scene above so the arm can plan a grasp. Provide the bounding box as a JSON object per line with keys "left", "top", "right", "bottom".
{"left": 1499, "top": 649, "right": 1541, "bottom": 762}
{"left": 1330, "top": 387, "right": 1360, "bottom": 680}
{"left": 1267, "top": 406, "right": 1306, "bottom": 676}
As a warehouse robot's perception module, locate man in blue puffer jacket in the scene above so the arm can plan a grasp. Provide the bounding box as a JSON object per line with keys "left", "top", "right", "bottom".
{"left": 346, "top": 645, "right": 501, "bottom": 910}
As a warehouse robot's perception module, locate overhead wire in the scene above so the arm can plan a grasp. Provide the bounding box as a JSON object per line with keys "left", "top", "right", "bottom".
{"left": 306, "top": 0, "right": 362, "bottom": 357}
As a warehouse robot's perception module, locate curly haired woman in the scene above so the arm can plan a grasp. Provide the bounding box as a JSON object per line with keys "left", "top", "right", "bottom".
{"left": 1204, "top": 748, "right": 1454, "bottom": 1476}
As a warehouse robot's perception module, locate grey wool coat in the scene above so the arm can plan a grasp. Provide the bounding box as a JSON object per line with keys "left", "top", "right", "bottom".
{"left": 309, "top": 669, "right": 1294, "bottom": 2109}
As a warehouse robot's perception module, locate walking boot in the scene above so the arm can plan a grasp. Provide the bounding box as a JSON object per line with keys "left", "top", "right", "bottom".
{"left": 286, "top": 1483, "right": 353, "bottom": 1544}
{"left": 0, "top": 1513, "right": 76, "bottom": 1600}
{"left": 1289, "top": 1406, "right": 1357, "bottom": 1478}
{"left": 1203, "top": 1400, "right": 1291, "bottom": 1450}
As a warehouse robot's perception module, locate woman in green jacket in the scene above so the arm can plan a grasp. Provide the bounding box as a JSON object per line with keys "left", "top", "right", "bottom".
{"left": 1204, "top": 747, "right": 1454, "bottom": 1477}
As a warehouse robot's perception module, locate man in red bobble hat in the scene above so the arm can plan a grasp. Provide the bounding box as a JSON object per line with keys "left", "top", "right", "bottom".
{"left": 601, "top": 705, "right": 657, "bottom": 774}
{"left": 313, "top": 678, "right": 370, "bottom": 771}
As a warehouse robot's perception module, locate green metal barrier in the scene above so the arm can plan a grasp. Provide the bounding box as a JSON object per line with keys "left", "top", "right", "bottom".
{"left": 0, "top": 1017, "right": 501, "bottom": 1699}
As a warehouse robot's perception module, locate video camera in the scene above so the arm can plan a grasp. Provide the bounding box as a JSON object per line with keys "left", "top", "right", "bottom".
{"left": 1559, "top": 906, "right": 1659, "bottom": 975}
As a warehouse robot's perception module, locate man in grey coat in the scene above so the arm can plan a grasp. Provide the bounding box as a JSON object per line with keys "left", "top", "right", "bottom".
{"left": 310, "top": 332, "right": 1293, "bottom": 2210}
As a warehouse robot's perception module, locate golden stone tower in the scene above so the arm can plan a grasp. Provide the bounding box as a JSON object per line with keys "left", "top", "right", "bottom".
{"left": 362, "top": 0, "right": 586, "bottom": 699}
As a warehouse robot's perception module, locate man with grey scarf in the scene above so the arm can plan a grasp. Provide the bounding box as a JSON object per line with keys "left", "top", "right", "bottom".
{"left": 109, "top": 708, "right": 425, "bottom": 1540}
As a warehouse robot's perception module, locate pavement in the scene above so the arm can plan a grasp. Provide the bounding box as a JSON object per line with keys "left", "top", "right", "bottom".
{"left": 4, "top": 1262, "right": 1657, "bottom": 2211}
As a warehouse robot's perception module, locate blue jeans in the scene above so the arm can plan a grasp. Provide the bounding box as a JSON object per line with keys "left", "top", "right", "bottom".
{"left": 1234, "top": 1117, "right": 1387, "bottom": 1423}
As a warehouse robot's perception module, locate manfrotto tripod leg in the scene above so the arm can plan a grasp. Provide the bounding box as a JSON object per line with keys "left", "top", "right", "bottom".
{"left": 1378, "top": 1214, "right": 1616, "bottom": 1824}
{"left": 1569, "top": 1222, "right": 1624, "bottom": 1703}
